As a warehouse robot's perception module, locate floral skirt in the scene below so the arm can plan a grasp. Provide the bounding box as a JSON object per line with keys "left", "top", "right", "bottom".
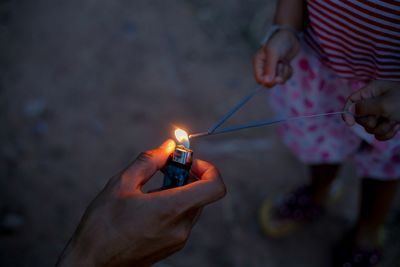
{"left": 270, "top": 42, "right": 400, "bottom": 180}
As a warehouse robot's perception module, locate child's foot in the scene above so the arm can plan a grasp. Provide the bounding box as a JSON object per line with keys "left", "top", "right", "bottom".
{"left": 259, "top": 185, "right": 324, "bottom": 238}
{"left": 333, "top": 228, "right": 384, "bottom": 267}
{"left": 334, "top": 246, "right": 382, "bottom": 267}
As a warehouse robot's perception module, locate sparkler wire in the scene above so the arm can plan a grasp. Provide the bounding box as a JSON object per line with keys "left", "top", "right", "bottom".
{"left": 207, "top": 86, "right": 262, "bottom": 134}
{"left": 189, "top": 111, "right": 348, "bottom": 138}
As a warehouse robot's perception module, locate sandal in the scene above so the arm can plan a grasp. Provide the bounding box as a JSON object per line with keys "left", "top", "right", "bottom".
{"left": 334, "top": 247, "right": 382, "bottom": 267}
{"left": 333, "top": 230, "right": 384, "bottom": 267}
{"left": 259, "top": 185, "right": 324, "bottom": 238}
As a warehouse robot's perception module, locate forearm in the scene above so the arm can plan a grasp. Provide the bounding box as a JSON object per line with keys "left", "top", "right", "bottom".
{"left": 274, "top": 0, "right": 306, "bottom": 31}
{"left": 56, "top": 232, "right": 99, "bottom": 267}
{"left": 56, "top": 248, "right": 93, "bottom": 267}
{"left": 56, "top": 241, "right": 95, "bottom": 267}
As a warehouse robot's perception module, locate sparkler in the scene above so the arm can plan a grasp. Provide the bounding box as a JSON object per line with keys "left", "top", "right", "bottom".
{"left": 207, "top": 86, "right": 262, "bottom": 134}
{"left": 190, "top": 84, "right": 348, "bottom": 138}
{"left": 165, "top": 86, "right": 349, "bottom": 189}
{"left": 189, "top": 111, "right": 347, "bottom": 138}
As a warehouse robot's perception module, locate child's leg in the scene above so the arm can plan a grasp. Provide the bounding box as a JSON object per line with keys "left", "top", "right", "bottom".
{"left": 351, "top": 136, "right": 400, "bottom": 247}
{"left": 355, "top": 178, "right": 399, "bottom": 245}
{"left": 310, "top": 164, "right": 340, "bottom": 205}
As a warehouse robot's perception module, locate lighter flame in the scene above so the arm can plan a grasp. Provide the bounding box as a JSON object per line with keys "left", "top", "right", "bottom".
{"left": 174, "top": 128, "right": 190, "bottom": 149}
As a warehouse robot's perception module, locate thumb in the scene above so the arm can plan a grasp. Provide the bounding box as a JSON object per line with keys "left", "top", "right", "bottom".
{"left": 121, "top": 139, "right": 176, "bottom": 192}
{"left": 355, "top": 98, "right": 384, "bottom": 117}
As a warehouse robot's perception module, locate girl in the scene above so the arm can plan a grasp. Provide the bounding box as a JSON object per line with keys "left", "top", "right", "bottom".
{"left": 253, "top": 1, "right": 400, "bottom": 266}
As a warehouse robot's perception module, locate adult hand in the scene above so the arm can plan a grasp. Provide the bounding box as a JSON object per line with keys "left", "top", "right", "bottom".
{"left": 343, "top": 80, "right": 400, "bottom": 141}
{"left": 56, "top": 139, "right": 226, "bottom": 267}
{"left": 253, "top": 29, "right": 300, "bottom": 88}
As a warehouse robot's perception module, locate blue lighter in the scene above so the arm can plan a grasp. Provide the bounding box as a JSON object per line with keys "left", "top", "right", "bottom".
{"left": 163, "top": 129, "right": 193, "bottom": 189}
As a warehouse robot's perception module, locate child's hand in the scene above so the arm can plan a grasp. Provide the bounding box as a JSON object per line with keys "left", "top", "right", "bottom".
{"left": 343, "top": 81, "right": 400, "bottom": 141}
{"left": 253, "top": 30, "right": 300, "bottom": 88}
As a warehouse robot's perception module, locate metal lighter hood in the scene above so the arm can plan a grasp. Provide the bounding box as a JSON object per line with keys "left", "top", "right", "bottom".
{"left": 172, "top": 145, "right": 193, "bottom": 166}
{"left": 162, "top": 144, "right": 193, "bottom": 189}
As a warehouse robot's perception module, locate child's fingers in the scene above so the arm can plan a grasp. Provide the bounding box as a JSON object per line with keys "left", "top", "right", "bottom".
{"left": 253, "top": 49, "right": 267, "bottom": 85}
{"left": 342, "top": 100, "right": 356, "bottom": 126}
{"left": 356, "top": 116, "right": 378, "bottom": 133}
{"left": 375, "top": 126, "right": 399, "bottom": 141}
{"left": 366, "top": 116, "right": 378, "bottom": 130}
{"left": 280, "top": 63, "right": 293, "bottom": 84}
{"left": 349, "top": 82, "right": 375, "bottom": 102}
{"left": 275, "top": 62, "right": 284, "bottom": 83}
{"left": 355, "top": 98, "right": 384, "bottom": 117}
{"left": 373, "top": 119, "right": 397, "bottom": 137}
{"left": 262, "top": 46, "right": 279, "bottom": 87}
{"left": 273, "top": 61, "right": 293, "bottom": 85}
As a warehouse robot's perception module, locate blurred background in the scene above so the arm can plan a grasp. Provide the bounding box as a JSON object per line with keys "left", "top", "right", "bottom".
{"left": 0, "top": 0, "right": 399, "bottom": 266}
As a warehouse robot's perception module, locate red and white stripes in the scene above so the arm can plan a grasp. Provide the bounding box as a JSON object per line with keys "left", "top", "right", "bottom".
{"left": 305, "top": 0, "right": 400, "bottom": 81}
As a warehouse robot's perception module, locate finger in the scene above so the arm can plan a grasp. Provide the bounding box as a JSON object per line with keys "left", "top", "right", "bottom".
{"left": 355, "top": 98, "right": 384, "bottom": 117}
{"left": 147, "top": 187, "right": 163, "bottom": 193}
{"left": 367, "top": 116, "right": 378, "bottom": 129}
{"left": 355, "top": 116, "right": 378, "bottom": 133}
{"left": 372, "top": 119, "right": 396, "bottom": 137}
{"left": 279, "top": 64, "right": 293, "bottom": 84}
{"left": 187, "top": 172, "right": 199, "bottom": 183}
{"left": 342, "top": 100, "right": 356, "bottom": 126}
{"left": 349, "top": 84, "right": 374, "bottom": 103}
{"left": 158, "top": 159, "right": 226, "bottom": 212}
{"left": 375, "top": 127, "right": 398, "bottom": 141}
{"left": 275, "top": 62, "right": 284, "bottom": 84}
{"left": 253, "top": 49, "right": 267, "bottom": 85}
{"left": 262, "top": 46, "right": 280, "bottom": 87}
{"left": 190, "top": 159, "right": 220, "bottom": 181}
{"left": 344, "top": 82, "right": 381, "bottom": 125}
{"left": 121, "top": 139, "right": 176, "bottom": 191}
{"left": 348, "top": 82, "right": 384, "bottom": 103}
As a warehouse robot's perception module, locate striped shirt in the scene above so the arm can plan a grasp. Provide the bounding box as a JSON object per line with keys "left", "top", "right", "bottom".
{"left": 304, "top": 0, "right": 400, "bottom": 81}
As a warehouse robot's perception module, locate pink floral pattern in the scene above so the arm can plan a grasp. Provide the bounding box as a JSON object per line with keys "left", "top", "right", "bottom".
{"left": 270, "top": 43, "right": 400, "bottom": 180}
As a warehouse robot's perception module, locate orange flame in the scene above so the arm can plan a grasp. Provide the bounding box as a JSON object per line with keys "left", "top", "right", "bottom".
{"left": 174, "top": 128, "right": 190, "bottom": 148}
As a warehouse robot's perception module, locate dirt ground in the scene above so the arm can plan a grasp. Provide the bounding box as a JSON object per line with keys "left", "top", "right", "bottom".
{"left": 0, "top": 1, "right": 399, "bottom": 266}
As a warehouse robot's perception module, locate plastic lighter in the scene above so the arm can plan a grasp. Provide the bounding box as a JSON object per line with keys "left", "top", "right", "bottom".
{"left": 162, "top": 129, "right": 193, "bottom": 189}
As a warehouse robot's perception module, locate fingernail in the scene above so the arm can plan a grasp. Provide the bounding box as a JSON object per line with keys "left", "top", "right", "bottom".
{"left": 160, "top": 139, "right": 175, "bottom": 150}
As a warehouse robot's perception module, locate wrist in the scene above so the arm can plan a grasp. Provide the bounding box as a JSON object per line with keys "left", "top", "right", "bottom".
{"left": 261, "top": 24, "right": 302, "bottom": 46}
{"left": 274, "top": 0, "right": 305, "bottom": 31}
{"left": 56, "top": 220, "right": 103, "bottom": 267}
